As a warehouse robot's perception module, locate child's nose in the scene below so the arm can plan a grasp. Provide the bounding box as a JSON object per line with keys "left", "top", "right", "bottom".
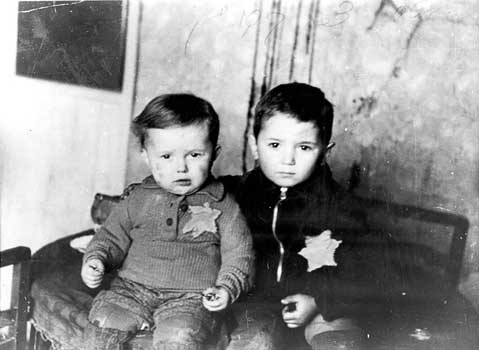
{"left": 176, "top": 158, "right": 188, "bottom": 173}
{"left": 281, "top": 149, "right": 296, "bottom": 165}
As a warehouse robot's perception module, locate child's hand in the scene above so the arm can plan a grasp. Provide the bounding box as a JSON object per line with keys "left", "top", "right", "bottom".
{"left": 81, "top": 258, "right": 105, "bottom": 289}
{"left": 281, "top": 294, "right": 318, "bottom": 328}
{"left": 202, "top": 286, "right": 230, "bottom": 312}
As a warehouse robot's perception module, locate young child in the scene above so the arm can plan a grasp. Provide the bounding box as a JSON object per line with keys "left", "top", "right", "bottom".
{"left": 222, "top": 83, "right": 390, "bottom": 350}
{"left": 81, "top": 93, "right": 254, "bottom": 350}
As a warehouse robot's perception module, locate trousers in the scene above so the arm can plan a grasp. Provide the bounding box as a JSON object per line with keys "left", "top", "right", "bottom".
{"left": 87, "top": 277, "right": 218, "bottom": 350}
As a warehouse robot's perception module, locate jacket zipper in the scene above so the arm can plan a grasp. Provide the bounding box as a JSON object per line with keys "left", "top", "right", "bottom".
{"left": 271, "top": 187, "right": 288, "bottom": 282}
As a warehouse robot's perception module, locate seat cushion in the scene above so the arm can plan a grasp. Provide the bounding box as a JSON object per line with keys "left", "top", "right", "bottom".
{"left": 30, "top": 231, "right": 231, "bottom": 350}
{"left": 30, "top": 230, "right": 479, "bottom": 350}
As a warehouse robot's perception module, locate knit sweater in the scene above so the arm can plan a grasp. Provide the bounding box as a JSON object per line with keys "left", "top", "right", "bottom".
{"left": 83, "top": 176, "right": 254, "bottom": 302}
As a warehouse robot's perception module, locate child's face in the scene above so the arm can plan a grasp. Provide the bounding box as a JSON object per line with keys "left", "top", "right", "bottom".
{"left": 250, "top": 113, "right": 323, "bottom": 187}
{"left": 141, "top": 123, "right": 214, "bottom": 195}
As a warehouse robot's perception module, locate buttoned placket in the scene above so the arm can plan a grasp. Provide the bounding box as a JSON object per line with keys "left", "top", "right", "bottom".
{"left": 141, "top": 178, "right": 224, "bottom": 240}
{"left": 162, "top": 194, "right": 185, "bottom": 240}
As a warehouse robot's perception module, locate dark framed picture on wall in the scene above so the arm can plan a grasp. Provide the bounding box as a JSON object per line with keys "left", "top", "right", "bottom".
{"left": 16, "top": 0, "right": 128, "bottom": 91}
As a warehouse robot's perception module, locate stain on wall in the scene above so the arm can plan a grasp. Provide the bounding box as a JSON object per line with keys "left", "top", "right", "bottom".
{"left": 126, "top": 0, "right": 478, "bottom": 305}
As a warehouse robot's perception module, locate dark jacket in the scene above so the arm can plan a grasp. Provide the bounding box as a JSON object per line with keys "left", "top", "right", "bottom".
{"left": 222, "top": 165, "right": 406, "bottom": 322}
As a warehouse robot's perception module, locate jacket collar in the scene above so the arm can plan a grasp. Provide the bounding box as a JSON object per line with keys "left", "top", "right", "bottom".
{"left": 246, "top": 162, "right": 337, "bottom": 200}
{"left": 140, "top": 175, "right": 225, "bottom": 201}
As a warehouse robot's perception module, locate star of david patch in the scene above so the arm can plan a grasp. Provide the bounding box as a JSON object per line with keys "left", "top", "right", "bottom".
{"left": 298, "top": 230, "right": 342, "bottom": 271}
{"left": 182, "top": 202, "right": 221, "bottom": 238}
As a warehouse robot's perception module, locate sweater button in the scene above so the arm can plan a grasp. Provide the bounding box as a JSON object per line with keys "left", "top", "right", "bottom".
{"left": 166, "top": 218, "right": 173, "bottom": 226}
{"left": 179, "top": 204, "right": 188, "bottom": 212}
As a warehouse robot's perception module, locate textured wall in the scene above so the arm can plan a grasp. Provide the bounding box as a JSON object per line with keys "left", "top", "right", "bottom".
{"left": 0, "top": 1, "right": 140, "bottom": 253}
{"left": 127, "top": 0, "right": 478, "bottom": 305}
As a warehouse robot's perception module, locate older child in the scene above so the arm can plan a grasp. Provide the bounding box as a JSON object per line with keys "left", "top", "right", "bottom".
{"left": 222, "top": 83, "right": 388, "bottom": 350}
{"left": 81, "top": 93, "right": 254, "bottom": 350}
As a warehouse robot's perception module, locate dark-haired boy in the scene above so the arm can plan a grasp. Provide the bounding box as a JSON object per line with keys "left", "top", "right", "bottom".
{"left": 223, "top": 83, "right": 385, "bottom": 350}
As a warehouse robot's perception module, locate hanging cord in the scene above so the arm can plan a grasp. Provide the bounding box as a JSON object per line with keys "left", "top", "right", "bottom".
{"left": 271, "top": 187, "right": 288, "bottom": 283}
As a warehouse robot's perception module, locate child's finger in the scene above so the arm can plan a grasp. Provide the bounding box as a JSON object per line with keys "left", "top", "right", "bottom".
{"left": 202, "top": 286, "right": 229, "bottom": 311}
{"left": 90, "top": 265, "right": 104, "bottom": 275}
{"left": 285, "top": 322, "right": 301, "bottom": 328}
{"left": 282, "top": 312, "right": 303, "bottom": 328}
{"left": 203, "top": 297, "right": 227, "bottom": 311}
{"left": 202, "top": 300, "right": 219, "bottom": 311}
{"left": 204, "top": 299, "right": 222, "bottom": 308}
{"left": 204, "top": 303, "right": 226, "bottom": 311}
{"left": 85, "top": 280, "right": 100, "bottom": 288}
{"left": 282, "top": 303, "right": 297, "bottom": 314}
{"left": 86, "top": 269, "right": 102, "bottom": 279}
{"left": 84, "top": 277, "right": 100, "bottom": 286}
{"left": 281, "top": 294, "right": 299, "bottom": 304}
{"left": 88, "top": 276, "right": 103, "bottom": 284}
{"left": 87, "top": 259, "right": 105, "bottom": 273}
{"left": 282, "top": 310, "right": 298, "bottom": 320}
{"left": 202, "top": 287, "right": 215, "bottom": 295}
{"left": 83, "top": 273, "right": 103, "bottom": 287}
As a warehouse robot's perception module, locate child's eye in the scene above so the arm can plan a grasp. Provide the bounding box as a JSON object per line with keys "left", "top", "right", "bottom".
{"left": 299, "top": 145, "right": 312, "bottom": 151}
{"left": 188, "top": 152, "right": 203, "bottom": 158}
{"left": 161, "top": 154, "right": 171, "bottom": 159}
{"left": 268, "top": 142, "right": 280, "bottom": 149}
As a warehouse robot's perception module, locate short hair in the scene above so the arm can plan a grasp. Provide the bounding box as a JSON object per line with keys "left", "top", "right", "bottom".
{"left": 253, "top": 82, "right": 334, "bottom": 145}
{"left": 132, "top": 93, "right": 220, "bottom": 148}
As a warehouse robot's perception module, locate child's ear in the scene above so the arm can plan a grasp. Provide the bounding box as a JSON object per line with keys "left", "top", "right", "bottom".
{"left": 248, "top": 134, "right": 259, "bottom": 160}
{"left": 213, "top": 145, "right": 221, "bottom": 161}
{"left": 323, "top": 142, "right": 335, "bottom": 163}
{"left": 140, "top": 148, "right": 151, "bottom": 167}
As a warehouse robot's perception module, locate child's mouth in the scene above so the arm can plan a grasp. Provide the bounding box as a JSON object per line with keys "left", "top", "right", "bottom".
{"left": 175, "top": 179, "right": 192, "bottom": 186}
{"left": 277, "top": 172, "right": 295, "bottom": 177}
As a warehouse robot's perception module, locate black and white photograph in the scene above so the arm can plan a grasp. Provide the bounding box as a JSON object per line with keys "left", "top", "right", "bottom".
{"left": 1, "top": 1, "right": 478, "bottom": 349}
